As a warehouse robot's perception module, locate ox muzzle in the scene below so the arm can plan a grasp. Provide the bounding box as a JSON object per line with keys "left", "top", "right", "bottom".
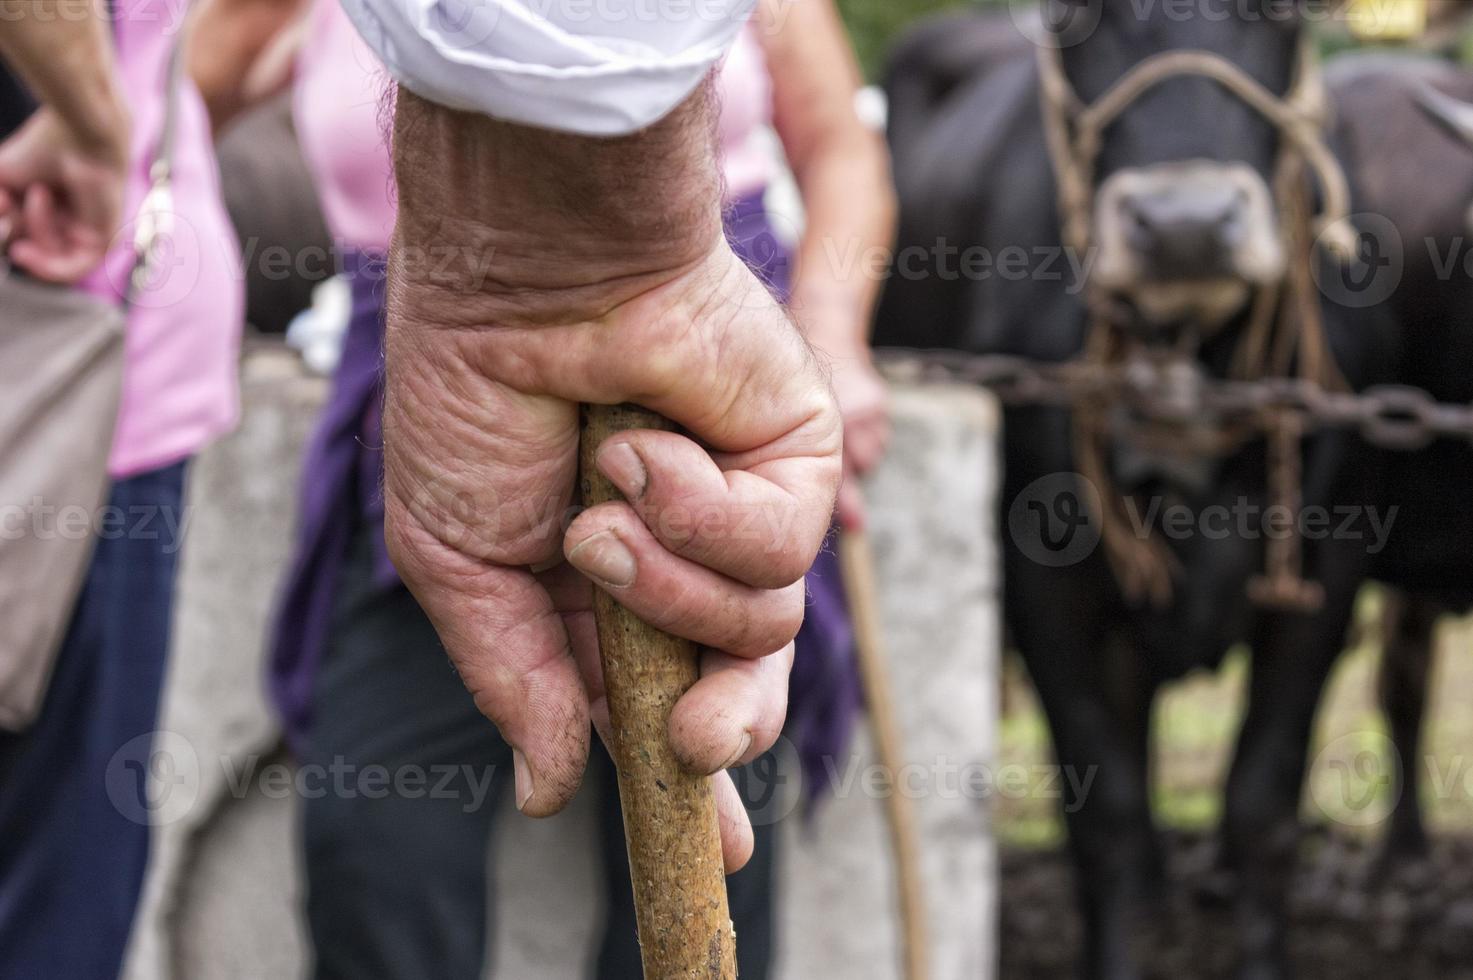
{"left": 1091, "top": 161, "right": 1286, "bottom": 328}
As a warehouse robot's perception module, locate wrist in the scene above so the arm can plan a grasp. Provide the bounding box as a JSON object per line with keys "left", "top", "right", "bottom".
{"left": 0, "top": 0, "right": 130, "bottom": 168}
{"left": 68, "top": 92, "right": 130, "bottom": 169}
{"left": 791, "top": 290, "right": 871, "bottom": 357}
{"left": 391, "top": 83, "right": 725, "bottom": 325}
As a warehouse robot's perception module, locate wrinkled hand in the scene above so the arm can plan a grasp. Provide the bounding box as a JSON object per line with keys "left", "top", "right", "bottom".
{"left": 0, "top": 106, "right": 129, "bottom": 283}
{"left": 823, "top": 344, "right": 891, "bottom": 531}
{"left": 383, "top": 240, "right": 843, "bottom": 871}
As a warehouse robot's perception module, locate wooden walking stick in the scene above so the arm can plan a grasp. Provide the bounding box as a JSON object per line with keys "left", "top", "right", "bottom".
{"left": 581, "top": 403, "right": 737, "bottom": 980}
{"left": 839, "top": 525, "right": 930, "bottom": 980}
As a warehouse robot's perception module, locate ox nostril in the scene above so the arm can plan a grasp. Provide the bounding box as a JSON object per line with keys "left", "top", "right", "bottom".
{"left": 1117, "top": 185, "right": 1250, "bottom": 278}
{"left": 1123, "top": 199, "right": 1158, "bottom": 254}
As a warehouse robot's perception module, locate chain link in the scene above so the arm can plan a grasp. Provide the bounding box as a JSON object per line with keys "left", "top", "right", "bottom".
{"left": 876, "top": 349, "right": 1473, "bottom": 453}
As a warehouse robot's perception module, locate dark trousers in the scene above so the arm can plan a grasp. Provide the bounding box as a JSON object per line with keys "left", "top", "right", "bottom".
{"left": 0, "top": 461, "right": 188, "bottom": 980}
{"left": 303, "top": 527, "right": 775, "bottom": 979}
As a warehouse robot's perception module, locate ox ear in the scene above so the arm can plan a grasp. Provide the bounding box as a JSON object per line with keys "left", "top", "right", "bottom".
{"left": 1416, "top": 80, "right": 1473, "bottom": 150}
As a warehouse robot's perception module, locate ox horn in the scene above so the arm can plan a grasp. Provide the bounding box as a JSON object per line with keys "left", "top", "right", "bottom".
{"left": 1416, "top": 79, "right": 1473, "bottom": 149}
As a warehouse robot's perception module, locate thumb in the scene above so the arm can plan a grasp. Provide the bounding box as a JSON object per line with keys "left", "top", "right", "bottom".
{"left": 0, "top": 191, "right": 15, "bottom": 243}
{"left": 0, "top": 127, "right": 43, "bottom": 187}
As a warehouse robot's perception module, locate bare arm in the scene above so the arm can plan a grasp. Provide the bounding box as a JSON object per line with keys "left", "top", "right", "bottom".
{"left": 760, "top": 0, "right": 895, "bottom": 356}
{"left": 0, "top": 0, "right": 127, "bottom": 164}
{"left": 0, "top": 0, "right": 129, "bottom": 281}
{"left": 758, "top": 0, "right": 897, "bottom": 525}
{"left": 187, "top": 0, "right": 305, "bottom": 134}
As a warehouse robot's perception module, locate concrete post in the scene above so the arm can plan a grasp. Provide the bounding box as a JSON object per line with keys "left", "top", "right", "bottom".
{"left": 772, "top": 385, "right": 1001, "bottom": 980}
{"left": 123, "top": 344, "right": 321, "bottom": 980}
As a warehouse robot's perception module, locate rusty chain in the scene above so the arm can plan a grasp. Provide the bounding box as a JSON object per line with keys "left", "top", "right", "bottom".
{"left": 876, "top": 349, "right": 1473, "bottom": 454}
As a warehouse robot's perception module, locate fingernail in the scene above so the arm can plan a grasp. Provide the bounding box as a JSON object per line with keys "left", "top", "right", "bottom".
{"left": 597, "top": 442, "right": 647, "bottom": 500}
{"left": 720, "top": 733, "right": 754, "bottom": 772}
{"left": 567, "top": 530, "right": 637, "bottom": 588}
{"left": 513, "top": 748, "right": 534, "bottom": 812}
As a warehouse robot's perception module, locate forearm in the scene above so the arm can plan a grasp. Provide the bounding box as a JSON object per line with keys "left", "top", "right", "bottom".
{"left": 757, "top": 0, "right": 896, "bottom": 357}
{"left": 790, "top": 132, "right": 897, "bottom": 355}
{"left": 187, "top": 0, "right": 302, "bottom": 133}
{"left": 392, "top": 81, "right": 725, "bottom": 323}
{"left": 0, "top": 0, "right": 126, "bottom": 163}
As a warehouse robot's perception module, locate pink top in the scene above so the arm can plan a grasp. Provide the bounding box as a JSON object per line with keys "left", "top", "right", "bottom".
{"left": 294, "top": 0, "right": 396, "bottom": 252}
{"left": 716, "top": 23, "right": 774, "bottom": 201}
{"left": 81, "top": 0, "right": 244, "bottom": 478}
{"left": 292, "top": 2, "right": 773, "bottom": 251}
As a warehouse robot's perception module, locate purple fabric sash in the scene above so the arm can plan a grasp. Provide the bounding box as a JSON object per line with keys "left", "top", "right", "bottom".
{"left": 269, "top": 192, "right": 862, "bottom": 804}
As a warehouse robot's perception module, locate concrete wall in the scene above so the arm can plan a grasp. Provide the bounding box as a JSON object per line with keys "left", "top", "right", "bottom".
{"left": 123, "top": 343, "right": 1000, "bottom": 980}
{"left": 774, "top": 387, "right": 1000, "bottom": 980}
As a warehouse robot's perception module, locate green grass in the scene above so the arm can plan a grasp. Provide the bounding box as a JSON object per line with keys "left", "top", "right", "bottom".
{"left": 997, "top": 589, "right": 1473, "bottom": 849}
{"left": 836, "top": 0, "right": 1000, "bottom": 80}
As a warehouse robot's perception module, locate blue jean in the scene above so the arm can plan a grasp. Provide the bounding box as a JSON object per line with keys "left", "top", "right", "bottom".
{"left": 0, "top": 461, "right": 188, "bottom": 979}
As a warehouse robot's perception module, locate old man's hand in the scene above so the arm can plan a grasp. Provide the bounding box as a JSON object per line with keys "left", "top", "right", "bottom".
{"left": 382, "top": 88, "right": 842, "bottom": 871}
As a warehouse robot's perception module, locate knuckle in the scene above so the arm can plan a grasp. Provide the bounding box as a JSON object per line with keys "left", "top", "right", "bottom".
{"left": 753, "top": 541, "right": 815, "bottom": 590}
{"left": 746, "top": 722, "right": 785, "bottom": 758}
{"left": 747, "top": 584, "right": 806, "bottom": 654}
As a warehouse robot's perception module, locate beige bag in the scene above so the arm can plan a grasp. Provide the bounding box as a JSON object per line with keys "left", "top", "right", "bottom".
{"left": 0, "top": 40, "right": 183, "bottom": 732}
{"left": 0, "top": 276, "right": 125, "bottom": 731}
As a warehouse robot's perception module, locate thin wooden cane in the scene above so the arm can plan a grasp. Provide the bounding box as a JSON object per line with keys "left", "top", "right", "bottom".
{"left": 581, "top": 403, "right": 736, "bottom": 980}
{"left": 838, "top": 527, "right": 930, "bottom": 980}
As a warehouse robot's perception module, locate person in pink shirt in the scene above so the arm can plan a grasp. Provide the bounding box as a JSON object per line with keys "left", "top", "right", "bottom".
{"left": 0, "top": 1, "right": 243, "bottom": 977}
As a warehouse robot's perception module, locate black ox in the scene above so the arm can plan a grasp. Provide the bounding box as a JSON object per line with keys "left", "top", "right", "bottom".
{"left": 874, "top": 2, "right": 1404, "bottom": 977}
{"left": 1324, "top": 54, "right": 1473, "bottom": 873}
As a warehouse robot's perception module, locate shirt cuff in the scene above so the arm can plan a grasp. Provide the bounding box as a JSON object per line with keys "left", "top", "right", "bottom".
{"left": 341, "top": 0, "right": 755, "bottom": 135}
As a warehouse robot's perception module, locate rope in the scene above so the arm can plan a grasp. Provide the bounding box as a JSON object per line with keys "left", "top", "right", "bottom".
{"left": 1036, "top": 40, "right": 1358, "bottom": 260}
{"left": 1034, "top": 36, "right": 1353, "bottom": 612}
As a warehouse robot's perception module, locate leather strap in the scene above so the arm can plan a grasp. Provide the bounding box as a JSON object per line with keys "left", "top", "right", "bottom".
{"left": 128, "top": 25, "right": 187, "bottom": 300}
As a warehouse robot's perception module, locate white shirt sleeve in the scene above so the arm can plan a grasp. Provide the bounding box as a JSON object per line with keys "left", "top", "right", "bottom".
{"left": 340, "top": 0, "right": 755, "bottom": 136}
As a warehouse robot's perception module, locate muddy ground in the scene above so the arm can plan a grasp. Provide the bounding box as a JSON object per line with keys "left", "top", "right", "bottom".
{"left": 1000, "top": 829, "right": 1473, "bottom": 979}
{"left": 997, "top": 598, "right": 1473, "bottom": 978}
